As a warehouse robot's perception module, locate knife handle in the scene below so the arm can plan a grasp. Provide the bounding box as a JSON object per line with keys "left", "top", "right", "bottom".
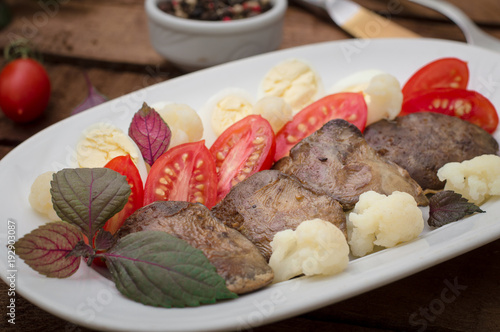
{"left": 342, "top": 7, "right": 420, "bottom": 39}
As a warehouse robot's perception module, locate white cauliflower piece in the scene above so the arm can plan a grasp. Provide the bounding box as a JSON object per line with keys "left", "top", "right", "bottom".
{"left": 363, "top": 73, "right": 403, "bottom": 125}
{"left": 347, "top": 191, "right": 424, "bottom": 257}
{"left": 330, "top": 70, "right": 403, "bottom": 125}
{"left": 437, "top": 154, "right": 500, "bottom": 205}
{"left": 28, "top": 171, "right": 59, "bottom": 221}
{"left": 155, "top": 102, "right": 204, "bottom": 148}
{"left": 269, "top": 218, "right": 349, "bottom": 283}
{"left": 253, "top": 96, "right": 293, "bottom": 133}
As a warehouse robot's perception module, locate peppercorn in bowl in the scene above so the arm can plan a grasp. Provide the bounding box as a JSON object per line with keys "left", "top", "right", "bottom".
{"left": 145, "top": 0, "right": 287, "bottom": 71}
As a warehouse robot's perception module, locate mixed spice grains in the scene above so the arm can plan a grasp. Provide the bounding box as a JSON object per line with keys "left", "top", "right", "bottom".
{"left": 158, "top": 0, "right": 272, "bottom": 21}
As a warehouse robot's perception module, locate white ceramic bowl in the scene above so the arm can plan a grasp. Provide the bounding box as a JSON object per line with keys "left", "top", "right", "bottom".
{"left": 145, "top": 0, "right": 287, "bottom": 71}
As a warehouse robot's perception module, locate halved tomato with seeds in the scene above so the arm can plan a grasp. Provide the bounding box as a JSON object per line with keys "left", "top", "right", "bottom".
{"left": 402, "top": 57, "right": 469, "bottom": 101}
{"left": 143, "top": 140, "right": 218, "bottom": 208}
{"left": 103, "top": 155, "right": 144, "bottom": 234}
{"left": 401, "top": 87, "right": 498, "bottom": 134}
{"left": 210, "top": 115, "right": 275, "bottom": 203}
{"left": 274, "top": 92, "right": 367, "bottom": 161}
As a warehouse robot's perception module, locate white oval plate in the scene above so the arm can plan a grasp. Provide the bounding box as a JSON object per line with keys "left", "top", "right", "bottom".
{"left": 1, "top": 39, "right": 500, "bottom": 332}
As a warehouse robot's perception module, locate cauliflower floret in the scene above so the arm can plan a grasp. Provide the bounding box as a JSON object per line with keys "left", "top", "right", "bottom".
{"left": 363, "top": 73, "right": 403, "bottom": 125}
{"left": 155, "top": 103, "right": 204, "bottom": 148}
{"left": 269, "top": 218, "right": 349, "bottom": 283}
{"left": 28, "top": 171, "right": 59, "bottom": 221}
{"left": 253, "top": 96, "right": 293, "bottom": 133}
{"left": 330, "top": 70, "right": 403, "bottom": 125}
{"left": 347, "top": 191, "right": 424, "bottom": 257}
{"left": 437, "top": 154, "right": 500, "bottom": 205}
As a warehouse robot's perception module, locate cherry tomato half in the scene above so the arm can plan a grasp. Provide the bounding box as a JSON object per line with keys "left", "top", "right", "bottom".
{"left": 401, "top": 87, "right": 498, "bottom": 134}
{"left": 210, "top": 115, "right": 275, "bottom": 203}
{"left": 402, "top": 57, "right": 469, "bottom": 101}
{"left": 92, "top": 154, "right": 144, "bottom": 268}
{"left": 274, "top": 92, "right": 367, "bottom": 161}
{"left": 103, "top": 155, "right": 144, "bottom": 234}
{"left": 144, "top": 140, "right": 218, "bottom": 208}
{"left": 0, "top": 58, "right": 51, "bottom": 122}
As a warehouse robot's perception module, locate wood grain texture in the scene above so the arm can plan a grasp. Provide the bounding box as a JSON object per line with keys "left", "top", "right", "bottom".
{"left": 357, "top": 0, "right": 500, "bottom": 25}
{"left": 3, "top": 0, "right": 500, "bottom": 67}
{"left": 2, "top": 0, "right": 164, "bottom": 65}
{"left": 0, "top": 58, "right": 180, "bottom": 148}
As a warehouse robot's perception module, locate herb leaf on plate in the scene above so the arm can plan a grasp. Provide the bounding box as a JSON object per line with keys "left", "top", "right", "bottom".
{"left": 93, "top": 229, "right": 116, "bottom": 251}
{"left": 15, "top": 222, "right": 84, "bottom": 278}
{"left": 66, "top": 240, "right": 95, "bottom": 266}
{"left": 129, "top": 102, "right": 171, "bottom": 166}
{"left": 102, "top": 231, "right": 237, "bottom": 308}
{"left": 428, "top": 190, "right": 485, "bottom": 228}
{"left": 50, "top": 168, "right": 131, "bottom": 240}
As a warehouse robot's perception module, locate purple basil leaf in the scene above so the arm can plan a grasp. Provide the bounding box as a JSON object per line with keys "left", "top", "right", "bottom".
{"left": 428, "top": 190, "right": 485, "bottom": 228}
{"left": 66, "top": 241, "right": 94, "bottom": 258}
{"left": 50, "top": 168, "right": 131, "bottom": 240}
{"left": 103, "top": 231, "right": 237, "bottom": 308}
{"left": 93, "top": 229, "right": 116, "bottom": 251}
{"left": 71, "top": 72, "right": 108, "bottom": 115}
{"left": 66, "top": 241, "right": 95, "bottom": 266}
{"left": 15, "top": 222, "right": 83, "bottom": 278}
{"left": 128, "top": 102, "right": 171, "bottom": 165}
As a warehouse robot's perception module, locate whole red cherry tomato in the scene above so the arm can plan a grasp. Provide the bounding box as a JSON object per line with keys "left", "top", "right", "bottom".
{"left": 0, "top": 58, "right": 51, "bottom": 122}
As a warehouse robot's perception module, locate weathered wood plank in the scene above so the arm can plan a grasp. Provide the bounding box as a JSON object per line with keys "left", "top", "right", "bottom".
{"left": 358, "top": 0, "right": 500, "bottom": 26}
{"left": 0, "top": 146, "right": 13, "bottom": 160}
{"left": 0, "top": 59, "right": 180, "bottom": 145}
{"left": 2, "top": 0, "right": 500, "bottom": 68}
{"left": 284, "top": 4, "right": 476, "bottom": 45}
{"left": 2, "top": 0, "right": 163, "bottom": 65}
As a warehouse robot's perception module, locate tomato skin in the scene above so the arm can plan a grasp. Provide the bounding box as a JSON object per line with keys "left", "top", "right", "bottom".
{"left": 401, "top": 87, "right": 499, "bottom": 134}
{"left": 103, "top": 155, "right": 144, "bottom": 234}
{"left": 144, "top": 140, "right": 218, "bottom": 208}
{"left": 210, "top": 115, "right": 275, "bottom": 203}
{"left": 402, "top": 57, "right": 469, "bottom": 101}
{"left": 0, "top": 58, "right": 51, "bottom": 123}
{"left": 274, "top": 92, "right": 367, "bottom": 161}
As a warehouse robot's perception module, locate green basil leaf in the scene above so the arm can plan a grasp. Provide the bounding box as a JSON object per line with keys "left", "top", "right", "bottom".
{"left": 104, "top": 231, "right": 237, "bottom": 308}
{"left": 93, "top": 229, "right": 116, "bottom": 251}
{"left": 15, "top": 222, "right": 83, "bottom": 278}
{"left": 50, "top": 168, "right": 131, "bottom": 239}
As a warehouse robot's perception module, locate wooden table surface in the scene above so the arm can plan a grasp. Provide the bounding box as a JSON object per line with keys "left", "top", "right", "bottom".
{"left": 1, "top": 0, "right": 500, "bottom": 331}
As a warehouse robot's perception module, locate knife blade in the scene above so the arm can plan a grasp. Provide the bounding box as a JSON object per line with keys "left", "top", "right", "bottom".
{"left": 325, "top": 0, "right": 420, "bottom": 38}
{"left": 293, "top": 0, "right": 420, "bottom": 39}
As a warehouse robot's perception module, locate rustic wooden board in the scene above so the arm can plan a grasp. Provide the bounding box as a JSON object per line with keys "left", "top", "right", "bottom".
{"left": 359, "top": 0, "right": 500, "bottom": 25}
{"left": 2, "top": 0, "right": 164, "bottom": 65}
{"left": 0, "top": 58, "right": 181, "bottom": 153}
{"left": 3, "top": 0, "right": 500, "bottom": 68}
